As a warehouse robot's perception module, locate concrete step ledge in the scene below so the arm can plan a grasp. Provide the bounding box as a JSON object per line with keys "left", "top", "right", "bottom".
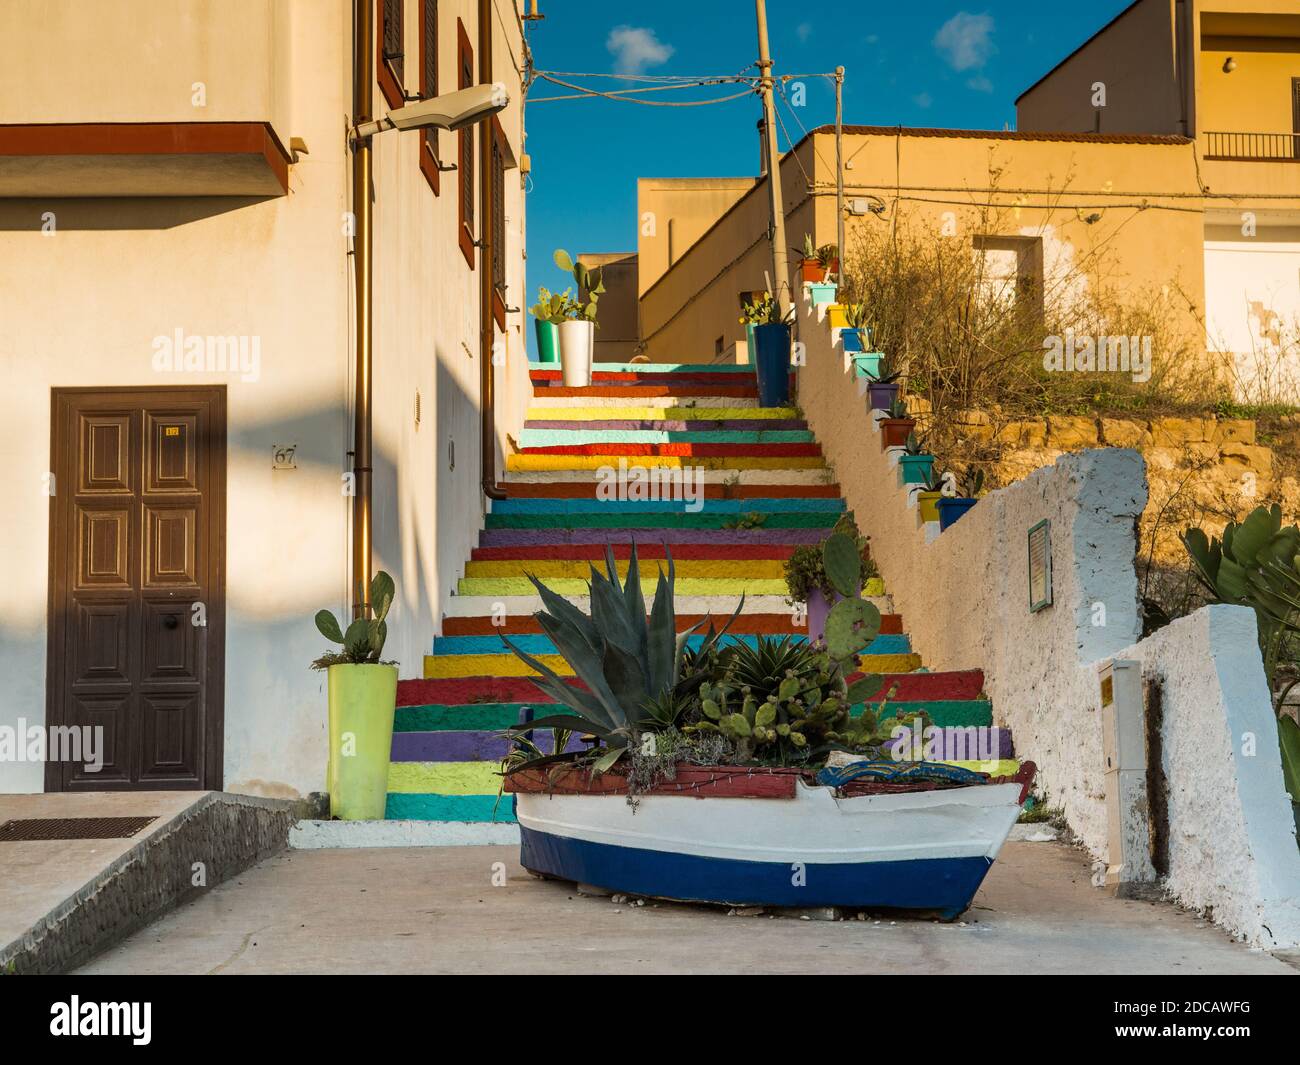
{"left": 290, "top": 819, "right": 520, "bottom": 849}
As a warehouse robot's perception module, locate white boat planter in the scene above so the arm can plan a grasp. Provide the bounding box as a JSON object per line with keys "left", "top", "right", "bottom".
{"left": 507, "top": 761, "right": 1035, "bottom": 919}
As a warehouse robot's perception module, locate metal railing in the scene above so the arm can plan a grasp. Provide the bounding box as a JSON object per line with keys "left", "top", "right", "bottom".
{"left": 1204, "top": 131, "right": 1300, "bottom": 161}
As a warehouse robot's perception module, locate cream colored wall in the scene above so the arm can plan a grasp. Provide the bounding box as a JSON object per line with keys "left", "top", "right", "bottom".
{"left": 0, "top": 0, "right": 293, "bottom": 143}
{"left": 637, "top": 178, "right": 757, "bottom": 296}
{"left": 0, "top": 0, "right": 530, "bottom": 798}
{"left": 1016, "top": 0, "right": 1184, "bottom": 135}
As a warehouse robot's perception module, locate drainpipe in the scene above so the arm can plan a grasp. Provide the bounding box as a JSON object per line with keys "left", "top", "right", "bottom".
{"left": 480, "top": 0, "right": 507, "bottom": 501}
{"left": 351, "top": 0, "right": 375, "bottom": 615}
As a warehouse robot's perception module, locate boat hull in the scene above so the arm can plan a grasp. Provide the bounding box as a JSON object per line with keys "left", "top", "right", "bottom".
{"left": 515, "top": 779, "right": 1023, "bottom": 918}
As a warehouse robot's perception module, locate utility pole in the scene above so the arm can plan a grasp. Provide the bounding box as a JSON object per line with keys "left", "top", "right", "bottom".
{"left": 755, "top": 0, "right": 790, "bottom": 319}
{"left": 834, "top": 66, "right": 845, "bottom": 279}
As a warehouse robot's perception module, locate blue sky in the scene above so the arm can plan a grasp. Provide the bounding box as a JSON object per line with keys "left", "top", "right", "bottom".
{"left": 521, "top": 1, "right": 1133, "bottom": 347}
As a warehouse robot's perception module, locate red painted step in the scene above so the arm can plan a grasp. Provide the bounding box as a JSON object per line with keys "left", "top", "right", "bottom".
{"left": 530, "top": 370, "right": 754, "bottom": 385}
{"left": 497, "top": 481, "right": 842, "bottom": 499}
{"left": 443, "top": 613, "right": 906, "bottom": 637}
{"left": 397, "top": 668, "right": 981, "bottom": 708}
{"left": 520, "top": 442, "right": 822, "bottom": 457}
{"left": 532, "top": 385, "right": 758, "bottom": 399}
{"left": 469, "top": 543, "right": 798, "bottom": 562}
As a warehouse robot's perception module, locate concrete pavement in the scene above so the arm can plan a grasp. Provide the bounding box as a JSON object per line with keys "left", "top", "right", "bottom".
{"left": 77, "top": 840, "right": 1298, "bottom": 975}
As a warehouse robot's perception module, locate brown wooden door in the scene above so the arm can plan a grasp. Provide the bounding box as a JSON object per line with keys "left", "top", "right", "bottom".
{"left": 46, "top": 388, "right": 225, "bottom": 791}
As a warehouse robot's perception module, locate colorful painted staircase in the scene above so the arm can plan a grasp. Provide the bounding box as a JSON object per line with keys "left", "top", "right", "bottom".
{"left": 387, "top": 363, "right": 1016, "bottom": 822}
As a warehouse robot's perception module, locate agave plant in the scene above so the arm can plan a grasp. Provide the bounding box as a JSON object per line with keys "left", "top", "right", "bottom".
{"left": 312, "top": 571, "right": 395, "bottom": 668}
{"left": 500, "top": 542, "right": 743, "bottom": 771}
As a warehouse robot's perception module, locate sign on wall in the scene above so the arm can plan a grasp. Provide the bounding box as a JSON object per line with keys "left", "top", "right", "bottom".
{"left": 1028, "top": 519, "right": 1052, "bottom": 612}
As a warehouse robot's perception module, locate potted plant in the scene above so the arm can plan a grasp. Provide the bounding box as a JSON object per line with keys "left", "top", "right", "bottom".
{"left": 936, "top": 469, "right": 985, "bottom": 531}
{"left": 808, "top": 271, "right": 838, "bottom": 307}
{"left": 744, "top": 291, "right": 795, "bottom": 407}
{"left": 313, "top": 571, "right": 398, "bottom": 821}
{"left": 783, "top": 513, "right": 878, "bottom": 645}
{"left": 552, "top": 249, "right": 603, "bottom": 387}
{"left": 865, "top": 354, "right": 904, "bottom": 411}
{"left": 529, "top": 287, "right": 567, "bottom": 365}
{"left": 840, "top": 302, "right": 871, "bottom": 353}
{"left": 897, "top": 432, "right": 936, "bottom": 488}
{"left": 911, "top": 467, "right": 948, "bottom": 525}
{"left": 796, "top": 234, "right": 839, "bottom": 283}
{"left": 879, "top": 395, "right": 916, "bottom": 450}
{"left": 499, "top": 541, "right": 1034, "bottom": 916}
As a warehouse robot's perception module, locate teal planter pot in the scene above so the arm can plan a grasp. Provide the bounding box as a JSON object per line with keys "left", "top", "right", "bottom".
{"left": 534, "top": 319, "right": 559, "bottom": 364}
{"left": 745, "top": 322, "right": 757, "bottom": 368}
{"left": 852, "top": 353, "right": 885, "bottom": 379}
{"left": 809, "top": 282, "right": 838, "bottom": 305}
{"left": 898, "top": 454, "right": 936, "bottom": 487}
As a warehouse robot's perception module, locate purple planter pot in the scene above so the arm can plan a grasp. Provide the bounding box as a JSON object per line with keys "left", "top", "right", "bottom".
{"left": 805, "top": 585, "right": 861, "bottom": 645}
{"left": 867, "top": 382, "right": 899, "bottom": 411}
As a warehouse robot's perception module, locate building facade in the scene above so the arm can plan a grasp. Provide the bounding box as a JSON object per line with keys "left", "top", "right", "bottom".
{"left": 0, "top": 0, "right": 534, "bottom": 799}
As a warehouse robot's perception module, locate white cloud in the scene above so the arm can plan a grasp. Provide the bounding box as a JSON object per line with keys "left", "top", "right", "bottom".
{"left": 913, "top": 92, "right": 933, "bottom": 109}
{"left": 797, "top": 22, "right": 813, "bottom": 43}
{"left": 933, "top": 12, "right": 996, "bottom": 72}
{"left": 967, "top": 75, "right": 994, "bottom": 93}
{"left": 606, "top": 25, "right": 674, "bottom": 74}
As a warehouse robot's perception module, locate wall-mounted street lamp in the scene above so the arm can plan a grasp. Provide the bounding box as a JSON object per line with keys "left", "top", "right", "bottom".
{"left": 348, "top": 0, "right": 509, "bottom": 617}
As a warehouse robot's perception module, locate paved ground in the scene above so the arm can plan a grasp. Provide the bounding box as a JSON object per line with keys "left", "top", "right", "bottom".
{"left": 76, "top": 840, "right": 1296, "bottom": 975}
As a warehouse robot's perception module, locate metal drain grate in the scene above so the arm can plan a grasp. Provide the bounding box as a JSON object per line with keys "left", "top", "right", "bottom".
{"left": 0, "top": 816, "right": 158, "bottom": 842}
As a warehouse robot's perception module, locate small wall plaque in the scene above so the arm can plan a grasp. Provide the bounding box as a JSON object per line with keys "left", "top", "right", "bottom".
{"left": 1028, "top": 519, "right": 1052, "bottom": 612}
{"left": 272, "top": 444, "right": 298, "bottom": 471}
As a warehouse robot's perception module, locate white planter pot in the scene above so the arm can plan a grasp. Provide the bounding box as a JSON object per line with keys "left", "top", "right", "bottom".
{"left": 557, "top": 320, "right": 594, "bottom": 387}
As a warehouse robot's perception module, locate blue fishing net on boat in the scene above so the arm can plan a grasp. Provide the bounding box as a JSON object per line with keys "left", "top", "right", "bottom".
{"left": 816, "top": 760, "right": 989, "bottom": 790}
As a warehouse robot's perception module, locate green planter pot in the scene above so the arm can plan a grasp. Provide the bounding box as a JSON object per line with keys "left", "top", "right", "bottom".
{"left": 327, "top": 663, "right": 398, "bottom": 820}
{"left": 898, "top": 453, "right": 936, "bottom": 487}
{"left": 534, "top": 319, "right": 559, "bottom": 364}
{"left": 852, "top": 353, "right": 885, "bottom": 379}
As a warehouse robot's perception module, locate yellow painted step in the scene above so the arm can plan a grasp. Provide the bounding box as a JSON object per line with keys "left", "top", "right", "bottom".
{"left": 457, "top": 577, "right": 788, "bottom": 597}
{"left": 526, "top": 406, "right": 799, "bottom": 422}
{"left": 507, "top": 455, "right": 826, "bottom": 472}
{"left": 425, "top": 649, "right": 923, "bottom": 679}
{"left": 463, "top": 559, "right": 785, "bottom": 580}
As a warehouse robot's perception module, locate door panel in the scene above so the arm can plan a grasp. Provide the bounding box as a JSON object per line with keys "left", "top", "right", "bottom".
{"left": 47, "top": 388, "right": 225, "bottom": 791}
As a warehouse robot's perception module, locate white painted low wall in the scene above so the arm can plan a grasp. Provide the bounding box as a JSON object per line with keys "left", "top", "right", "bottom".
{"left": 800, "top": 308, "right": 1300, "bottom": 948}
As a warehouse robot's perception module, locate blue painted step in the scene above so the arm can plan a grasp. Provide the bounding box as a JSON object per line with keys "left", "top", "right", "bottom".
{"left": 432, "top": 632, "right": 913, "bottom": 656}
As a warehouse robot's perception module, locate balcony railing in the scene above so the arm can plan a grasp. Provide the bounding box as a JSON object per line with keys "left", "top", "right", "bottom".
{"left": 1204, "top": 131, "right": 1300, "bottom": 162}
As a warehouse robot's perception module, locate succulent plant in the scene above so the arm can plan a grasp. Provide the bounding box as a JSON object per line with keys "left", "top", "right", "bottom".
{"left": 553, "top": 249, "right": 604, "bottom": 323}
{"left": 866, "top": 353, "right": 904, "bottom": 385}
{"left": 739, "top": 291, "right": 790, "bottom": 326}
{"left": 500, "top": 542, "right": 743, "bottom": 767}
{"left": 783, "top": 512, "right": 878, "bottom": 605}
{"left": 843, "top": 301, "right": 872, "bottom": 332}
{"left": 530, "top": 286, "right": 580, "bottom": 325}
{"left": 312, "top": 571, "right": 395, "bottom": 667}
{"left": 820, "top": 531, "right": 885, "bottom": 662}
{"left": 901, "top": 431, "right": 928, "bottom": 456}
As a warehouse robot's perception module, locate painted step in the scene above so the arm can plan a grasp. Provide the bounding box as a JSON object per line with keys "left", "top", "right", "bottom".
{"left": 394, "top": 669, "right": 972, "bottom": 709}
{"left": 532, "top": 362, "right": 757, "bottom": 375}
{"left": 527, "top": 396, "right": 772, "bottom": 410}
{"left": 517, "top": 443, "right": 821, "bottom": 458}
{"left": 442, "top": 612, "right": 905, "bottom": 636}
{"left": 489, "top": 497, "right": 842, "bottom": 515}
{"left": 533, "top": 385, "right": 759, "bottom": 399}
{"left": 476, "top": 528, "right": 838, "bottom": 546}
{"left": 504, "top": 468, "right": 832, "bottom": 485}
{"left": 507, "top": 455, "right": 827, "bottom": 472}
{"left": 483, "top": 510, "right": 838, "bottom": 529}
{"left": 519, "top": 429, "right": 814, "bottom": 447}
{"left": 498, "top": 480, "right": 838, "bottom": 499}
{"left": 456, "top": 575, "right": 887, "bottom": 598}
{"left": 526, "top": 418, "right": 807, "bottom": 432}
{"left": 526, "top": 405, "right": 797, "bottom": 421}
{"left": 424, "top": 648, "right": 919, "bottom": 679}
{"left": 431, "top": 632, "right": 914, "bottom": 657}
{"left": 462, "top": 559, "right": 789, "bottom": 580}
{"left": 469, "top": 543, "right": 803, "bottom": 562}
{"left": 443, "top": 593, "right": 893, "bottom": 619}
{"left": 393, "top": 698, "right": 992, "bottom": 733}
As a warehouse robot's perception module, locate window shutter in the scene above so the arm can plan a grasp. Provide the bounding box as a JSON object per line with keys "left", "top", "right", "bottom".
{"left": 383, "top": 0, "right": 404, "bottom": 85}
{"left": 491, "top": 123, "right": 505, "bottom": 293}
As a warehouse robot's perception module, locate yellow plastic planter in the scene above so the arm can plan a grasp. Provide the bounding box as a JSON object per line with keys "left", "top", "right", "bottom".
{"left": 327, "top": 663, "right": 398, "bottom": 820}
{"left": 916, "top": 490, "right": 942, "bottom": 524}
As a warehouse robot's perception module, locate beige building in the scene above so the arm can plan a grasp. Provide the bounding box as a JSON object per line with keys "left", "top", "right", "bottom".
{"left": 600, "top": 0, "right": 1299, "bottom": 394}
{"left": 0, "top": 1, "right": 534, "bottom": 799}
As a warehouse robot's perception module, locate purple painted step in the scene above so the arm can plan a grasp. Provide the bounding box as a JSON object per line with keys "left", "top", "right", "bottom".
{"left": 479, "top": 528, "right": 832, "bottom": 547}
{"left": 525, "top": 418, "right": 808, "bottom": 432}
{"left": 392, "top": 731, "right": 587, "bottom": 762}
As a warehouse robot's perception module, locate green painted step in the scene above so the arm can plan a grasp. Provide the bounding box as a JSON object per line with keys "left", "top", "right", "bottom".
{"left": 485, "top": 512, "right": 839, "bottom": 529}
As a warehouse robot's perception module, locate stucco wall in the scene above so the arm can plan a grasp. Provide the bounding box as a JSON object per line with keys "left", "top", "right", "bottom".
{"left": 0, "top": 0, "right": 532, "bottom": 799}
{"left": 800, "top": 312, "right": 1300, "bottom": 946}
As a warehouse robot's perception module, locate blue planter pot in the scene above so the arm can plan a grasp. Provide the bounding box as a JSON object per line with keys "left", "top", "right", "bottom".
{"left": 937, "top": 497, "right": 978, "bottom": 531}
{"left": 898, "top": 454, "right": 936, "bottom": 487}
{"left": 867, "top": 381, "right": 898, "bottom": 411}
{"left": 753, "top": 323, "right": 792, "bottom": 407}
{"left": 841, "top": 328, "right": 865, "bottom": 353}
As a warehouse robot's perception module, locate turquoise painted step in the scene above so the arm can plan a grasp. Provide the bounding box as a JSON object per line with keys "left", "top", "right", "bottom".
{"left": 485, "top": 512, "right": 838, "bottom": 529}
{"left": 432, "top": 632, "right": 913, "bottom": 657}
{"left": 518, "top": 429, "right": 814, "bottom": 446}
{"left": 394, "top": 699, "right": 993, "bottom": 733}
{"left": 431, "top": 631, "right": 909, "bottom": 657}
{"left": 489, "top": 497, "right": 844, "bottom": 515}
{"left": 386, "top": 793, "right": 508, "bottom": 821}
